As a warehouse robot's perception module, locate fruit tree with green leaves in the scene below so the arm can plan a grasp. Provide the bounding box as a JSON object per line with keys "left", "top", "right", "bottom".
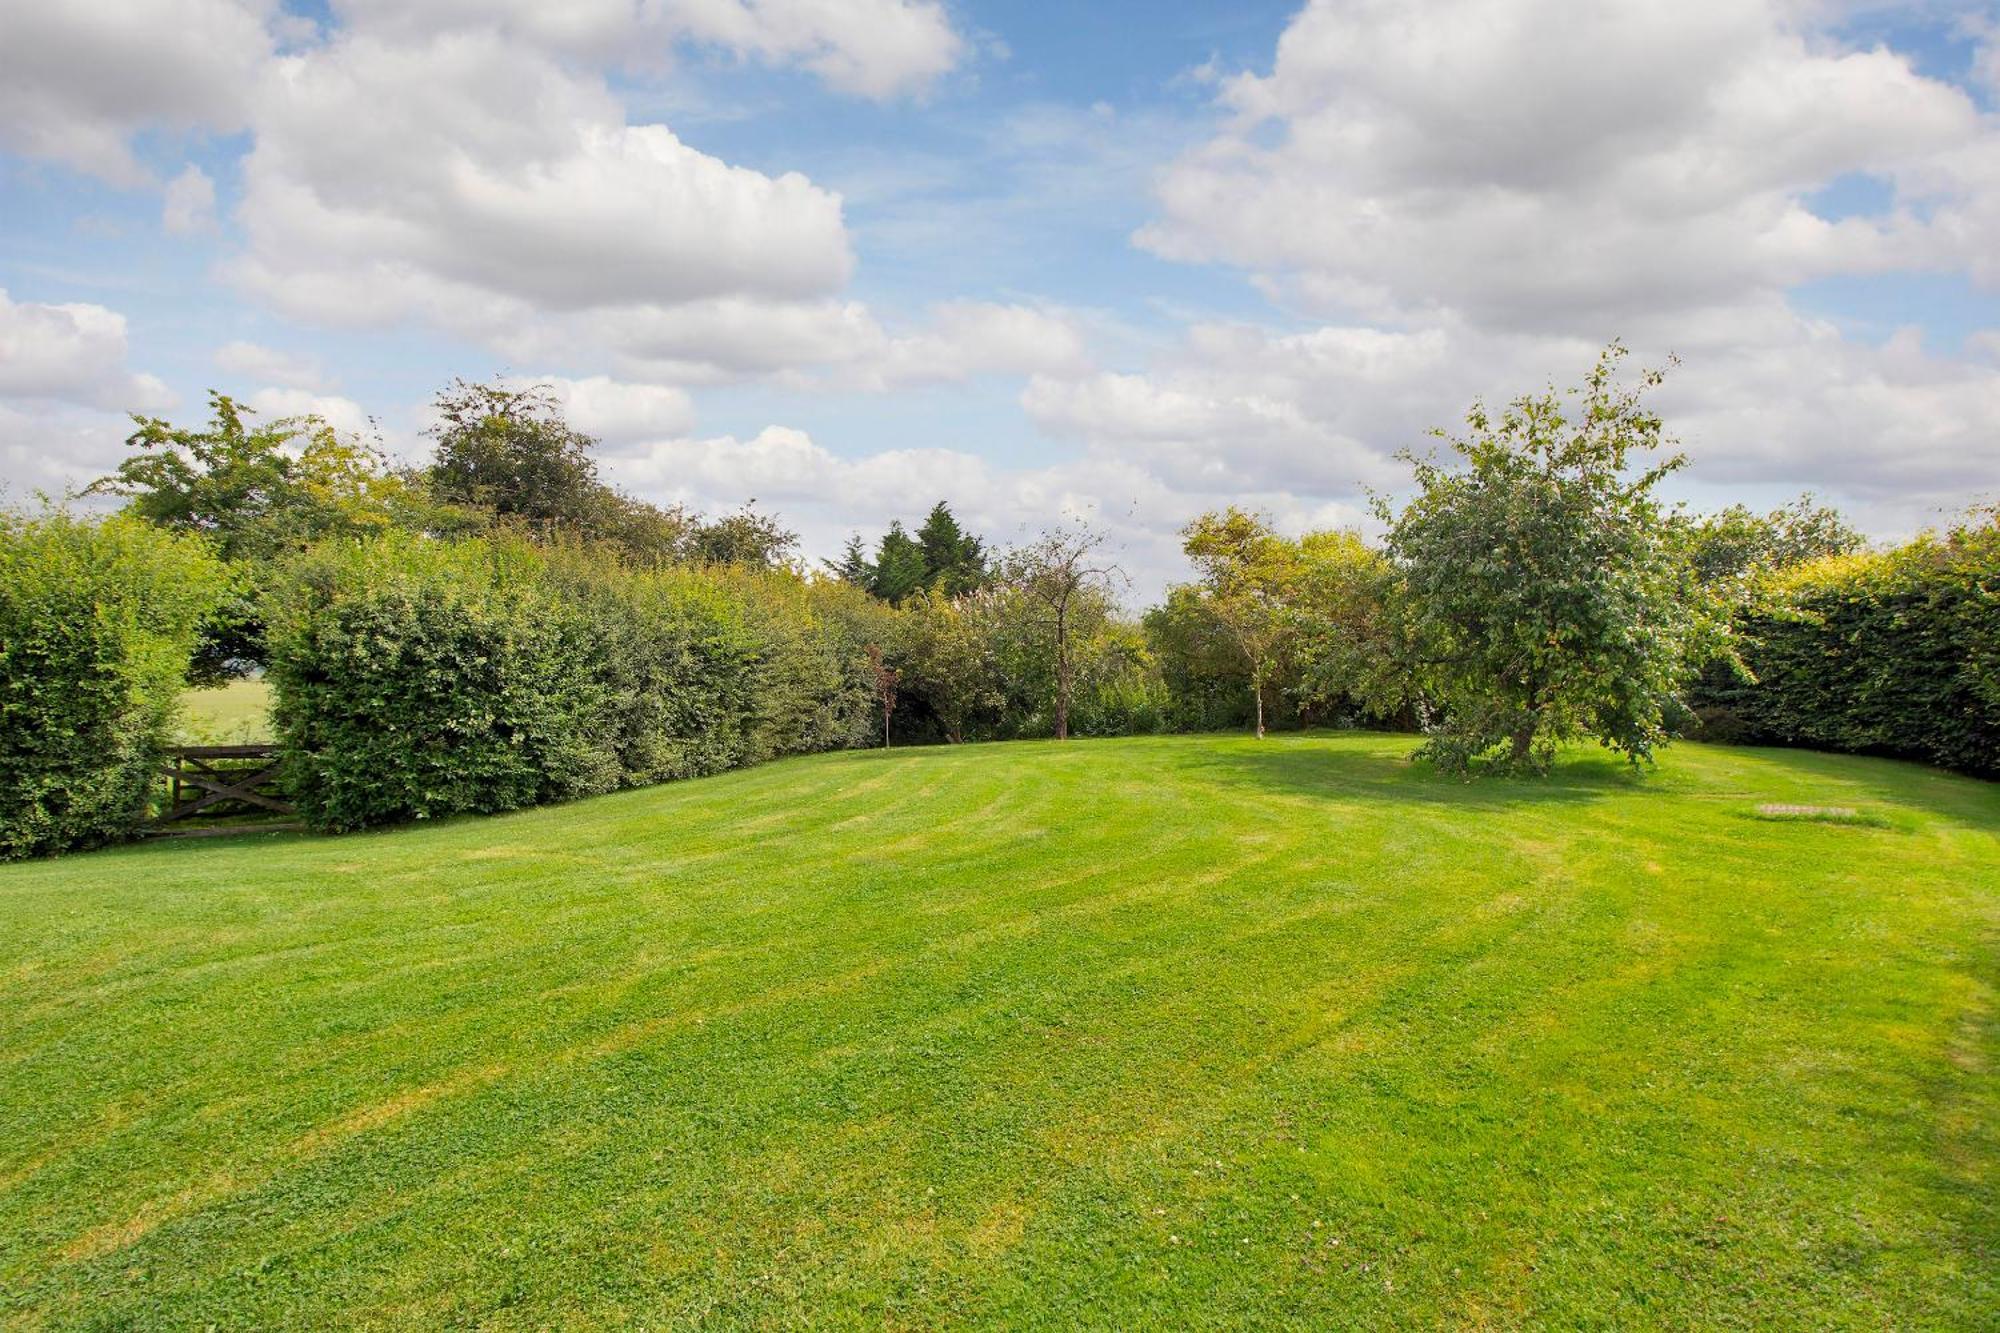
{"left": 1382, "top": 344, "right": 1698, "bottom": 775}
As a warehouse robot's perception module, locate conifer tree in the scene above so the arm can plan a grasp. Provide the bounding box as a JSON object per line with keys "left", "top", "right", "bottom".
{"left": 872, "top": 521, "right": 929, "bottom": 604}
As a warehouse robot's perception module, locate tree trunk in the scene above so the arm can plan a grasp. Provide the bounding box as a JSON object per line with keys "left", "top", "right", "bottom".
{"left": 1509, "top": 725, "right": 1535, "bottom": 767}
{"left": 883, "top": 704, "right": 892, "bottom": 749}
{"left": 1509, "top": 679, "right": 1540, "bottom": 768}
{"left": 1054, "top": 608, "right": 1071, "bottom": 741}
{"left": 1254, "top": 682, "right": 1265, "bottom": 739}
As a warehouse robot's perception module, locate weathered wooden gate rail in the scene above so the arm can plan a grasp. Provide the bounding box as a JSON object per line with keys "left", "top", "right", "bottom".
{"left": 154, "top": 744, "right": 296, "bottom": 829}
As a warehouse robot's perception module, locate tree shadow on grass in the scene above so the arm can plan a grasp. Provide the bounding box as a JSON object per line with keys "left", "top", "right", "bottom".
{"left": 1181, "top": 735, "right": 1644, "bottom": 811}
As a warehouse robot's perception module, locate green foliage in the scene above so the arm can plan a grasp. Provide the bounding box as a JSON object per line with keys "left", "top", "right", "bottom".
{"left": 265, "top": 535, "right": 620, "bottom": 830}
{"left": 1692, "top": 512, "right": 1999, "bottom": 775}
{"left": 1148, "top": 524, "right": 1410, "bottom": 736}
{"left": 1064, "top": 619, "right": 1169, "bottom": 736}
{"left": 90, "top": 393, "right": 431, "bottom": 564}
{"left": 998, "top": 522, "right": 1125, "bottom": 741}
{"left": 66, "top": 366, "right": 1994, "bottom": 801}
{"left": 826, "top": 533, "right": 874, "bottom": 587}
{"left": 685, "top": 503, "right": 798, "bottom": 568}
{"left": 1143, "top": 585, "right": 1260, "bottom": 732}
{"left": 264, "top": 533, "right": 881, "bottom": 832}
{"left": 1289, "top": 529, "right": 1415, "bottom": 726}
{"left": 869, "top": 521, "right": 929, "bottom": 605}
{"left": 0, "top": 512, "right": 227, "bottom": 858}
{"left": 713, "top": 567, "right": 886, "bottom": 760}
{"left": 1383, "top": 344, "right": 1697, "bottom": 774}
{"left": 89, "top": 393, "right": 450, "bottom": 681}
{"left": 836, "top": 502, "right": 989, "bottom": 604}
{"left": 423, "top": 379, "right": 794, "bottom": 570}
{"left": 424, "top": 381, "right": 611, "bottom": 531}
{"left": 1679, "top": 493, "right": 1866, "bottom": 586}
{"left": 914, "top": 501, "right": 987, "bottom": 595}
{"left": 895, "top": 588, "right": 1000, "bottom": 743}
{"left": 1177, "top": 508, "right": 1299, "bottom": 737}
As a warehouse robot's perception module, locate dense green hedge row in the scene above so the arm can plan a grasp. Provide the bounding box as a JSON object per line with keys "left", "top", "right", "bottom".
{"left": 8, "top": 508, "right": 1992, "bottom": 856}
{"left": 1692, "top": 521, "right": 1999, "bottom": 776}
{"left": 265, "top": 533, "right": 889, "bottom": 831}
{"left": 0, "top": 515, "right": 227, "bottom": 858}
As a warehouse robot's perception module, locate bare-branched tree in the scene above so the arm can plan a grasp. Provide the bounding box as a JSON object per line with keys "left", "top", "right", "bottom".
{"left": 1002, "top": 519, "right": 1125, "bottom": 741}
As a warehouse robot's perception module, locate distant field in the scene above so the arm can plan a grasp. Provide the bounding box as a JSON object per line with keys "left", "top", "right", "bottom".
{"left": 1, "top": 734, "right": 1994, "bottom": 1328}
{"left": 177, "top": 678, "right": 273, "bottom": 744}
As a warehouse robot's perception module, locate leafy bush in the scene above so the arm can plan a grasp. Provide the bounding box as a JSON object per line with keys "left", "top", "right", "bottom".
{"left": 590, "top": 564, "right": 765, "bottom": 785}
{"left": 1384, "top": 346, "right": 1696, "bottom": 774}
{"left": 1068, "top": 651, "right": 1172, "bottom": 737}
{"left": 266, "top": 535, "right": 618, "bottom": 830}
{"left": 1693, "top": 515, "right": 1999, "bottom": 777}
{"left": 265, "top": 533, "right": 886, "bottom": 831}
{"left": 0, "top": 513, "right": 227, "bottom": 858}
{"left": 721, "top": 568, "right": 885, "bottom": 760}
{"left": 1144, "top": 585, "right": 1260, "bottom": 732}
{"left": 894, "top": 588, "right": 1000, "bottom": 743}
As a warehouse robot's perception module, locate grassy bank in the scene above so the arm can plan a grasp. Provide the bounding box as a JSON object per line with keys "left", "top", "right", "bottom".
{"left": 1, "top": 734, "right": 1994, "bottom": 1327}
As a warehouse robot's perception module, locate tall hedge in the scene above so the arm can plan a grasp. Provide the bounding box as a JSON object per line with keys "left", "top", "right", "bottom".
{"left": 0, "top": 513, "right": 226, "bottom": 858}
{"left": 264, "top": 533, "right": 880, "bottom": 831}
{"left": 1694, "top": 518, "right": 1999, "bottom": 776}
{"left": 265, "top": 536, "right": 612, "bottom": 830}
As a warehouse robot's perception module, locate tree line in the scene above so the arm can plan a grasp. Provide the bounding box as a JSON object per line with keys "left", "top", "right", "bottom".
{"left": 3, "top": 344, "right": 1994, "bottom": 857}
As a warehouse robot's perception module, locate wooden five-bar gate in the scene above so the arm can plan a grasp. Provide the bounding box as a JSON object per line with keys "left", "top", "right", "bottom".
{"left": 153, "top": 744, "right": 299, "bottom": 834}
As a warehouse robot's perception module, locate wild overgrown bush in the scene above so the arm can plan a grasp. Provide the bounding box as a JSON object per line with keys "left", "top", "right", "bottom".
{"left": 1692, "top": 514, "right": 1999, "bottom": 776}
{"left": 0, "top": 514, "right": 226, "bottom": 858}
{"left": 264, "top": 533, "right": 884, "bottom": 831}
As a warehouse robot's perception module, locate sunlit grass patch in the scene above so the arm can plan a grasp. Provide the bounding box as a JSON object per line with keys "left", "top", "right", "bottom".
{"left": 0, "top": 733, "right": 1994, "bottom": 1328}
{"left": 1750, "top": 801, "right": 1890, "bottom": 826}
{"left": 177, "top": 678, "right": 274, "bottom": 744}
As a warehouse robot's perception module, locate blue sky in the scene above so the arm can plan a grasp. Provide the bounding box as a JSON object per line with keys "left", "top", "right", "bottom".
{"left": 2, "top": 0, "right": 1997, "bottom": 591}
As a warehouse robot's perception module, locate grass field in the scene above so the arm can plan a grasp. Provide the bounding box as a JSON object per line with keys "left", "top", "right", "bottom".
{"left": 2, "top": 734, "right": 1995, "bottom": 1328}
{"left": 176, "top": 679, "right": 274, "bottom": 745}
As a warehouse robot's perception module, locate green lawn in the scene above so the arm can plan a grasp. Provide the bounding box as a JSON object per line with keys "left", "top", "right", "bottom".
{"left": 2, "top": 734, "right": 1995, "bottom": 1328}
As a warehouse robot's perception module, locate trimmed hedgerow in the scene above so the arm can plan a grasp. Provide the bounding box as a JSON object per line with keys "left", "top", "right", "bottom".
{"left": 587, "top": 561, "right": 766, "bottom": 786}
{"left": 1693, "top": 515, "right": 1999, "bottom": 777}
{"left": 717, "top": 567, "right": 891, "bottom": 761}
{"left": 264, "top": 533, "right": 884, "bottom": 832}
{"left": 0, "top": 513, "right": 227, "bottom": 858}
{"left": 265, "top": 535, "right": 616, "bottom": 831}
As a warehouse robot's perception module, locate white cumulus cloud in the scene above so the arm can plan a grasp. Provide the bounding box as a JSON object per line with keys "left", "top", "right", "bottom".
{"left": 214, "top": 340, "right": 327, "bottom": 390}
{"left": 227, "top": 31, "right": 854, "bottom": 333}
{"left": 1139, "top": 0, "right": 1985, "bottom": 329}
{"left": 327, "top": 0, "right": 963, "bottom": 98}
{"left": 0, "top": 290, "right": 171, "bottom": 412}
{"left": 0, "top": 0, "right": 276, "bottom": 185}
{"left": 505, "top": 375, "right": 699, "bottom": 450}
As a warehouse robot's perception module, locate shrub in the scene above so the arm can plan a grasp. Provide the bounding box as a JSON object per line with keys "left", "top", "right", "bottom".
{"left": 1067, "top": 622, "right": 1170, "bottom": 737}
{"left": 0, "top": 513, "right": 227, "bottom": 858}
{"left": 1145, "top": 585, "right": 1260, "bottom": 733}
{"left": 718, "top": 568, "right": 884, "bottom": 759}
{"left": 265, "top": 535, "right": 620, "bottom": 830}
{"left": 264, "top": 535, "right": 886, "bottom": 832}
{"left": 1695, "top": 515, "right": 1999, "bottom": 776}
{"left": 894, "top": 588, "right": 1000, "bottom": 744}
{"left": 593, "top": 563, "right": 765, "bottom": 783}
